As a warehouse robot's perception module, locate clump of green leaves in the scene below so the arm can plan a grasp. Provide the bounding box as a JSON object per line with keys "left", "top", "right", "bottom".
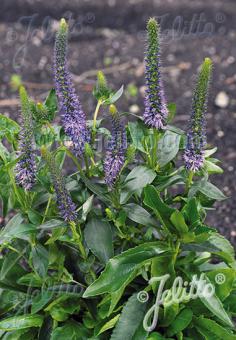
{"left": 0, "top": 17, "right": 235, "bottom": 340}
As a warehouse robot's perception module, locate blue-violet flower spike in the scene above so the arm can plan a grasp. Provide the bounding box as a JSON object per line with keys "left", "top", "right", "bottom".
{"left": 15, "top": 86, "right": 36, "bottom": 190}
{"left": 42, "top": 148, "right": 77, "bottom": 222}
{"left": 143, "top": 18, "right": 168, "bottom": 130}
{"left": 54, "top": 18, "right": 89, "bottom": 156}
{"left": 184, "top": 57, "right": 213, "bottom": 172}
{"left": 104, "top": 105, "right": 127, "bottom": 187}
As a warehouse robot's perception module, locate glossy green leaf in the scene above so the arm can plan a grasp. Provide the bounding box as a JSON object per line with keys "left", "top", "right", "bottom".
{"left": 170, "top": 210, "right": 188, "bottom": 234}
{"left": 167, "top": 308, "right": 193, "bottom": 336}
{"left": 110, "top": 293, "right": 147, "bottom": 340}
{"left": 0, "top": 315, "right": 43, "bottom": 331}
{"left": 123, "top": 203, "right": 156, "bottom": 226}
{"left": 32, "top": 245, "right": 49, "bottom": 278}
{"left": 157, "top": 131, "right": 181, "bottom": 167}
{"left": 84, "top": 218, "right": 114, "bottom": 264}
{"left": 194, "top": 316, "right": 236, "bottom": 339}
{"left": 121, "top": 166, "right": 156, "bottom": 204}
{"left": 51, "top": 321, "right": 90, "bottom": 340}
{"left": 83, "top": 242, "right": 170, "bottom": 297}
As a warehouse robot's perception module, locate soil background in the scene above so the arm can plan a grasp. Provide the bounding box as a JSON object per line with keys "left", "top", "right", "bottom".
{"left": 1, "top": 0, "right": 236, "bottom": 246}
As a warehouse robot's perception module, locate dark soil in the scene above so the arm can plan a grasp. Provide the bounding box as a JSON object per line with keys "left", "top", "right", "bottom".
{"left": 1, "top": 0, "right": 236, "bottom": 246}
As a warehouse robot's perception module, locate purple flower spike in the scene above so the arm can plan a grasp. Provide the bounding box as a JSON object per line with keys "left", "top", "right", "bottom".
{"left": 104, "top": 106, "right": 127, "bottom": 187}
{"left": 54, "top": 19, "right": 89, "bottom": 156}
{"left": 184, "top": 58, "right": 213, "bottom": 172}
{"left": 15, "top": 86, "right": 36, "bottom": 190}
{"left": 42, "top": 148, "right": 77, "bottom": 223}
{"left": 143, "top": 18, "right": 168, "bottom": 130}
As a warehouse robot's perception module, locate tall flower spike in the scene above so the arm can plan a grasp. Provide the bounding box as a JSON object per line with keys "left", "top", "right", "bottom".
{"left": 104, "top": 105, "right": 127, "bottom": 187}
{"left": 143, "top": 18, "right": 168, "bottom": 130}
{"left": 184, "top": 58, "right": 213, "bottom": 171}
{"left": 42, "top": 148, "right": 77, "bottom": 222}
{"left": 54, "top": 18, "right": 89, "bottom": 156}
{"left": 15, "top": 86, "right": 36, "bottom": 190}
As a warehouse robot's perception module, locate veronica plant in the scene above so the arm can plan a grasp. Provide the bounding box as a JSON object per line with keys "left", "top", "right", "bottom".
{"left": 0, "top": 17, "right": 235, "bottom": 340}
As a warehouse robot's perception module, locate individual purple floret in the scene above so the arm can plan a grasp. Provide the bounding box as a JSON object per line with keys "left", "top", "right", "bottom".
{"left": 184, "top": 58, "right": 213, "bottom": 171}
{"left": 54, "top": 19, "right": 89, "bottom": 156}
{"left": 104, "top": 106, "right": 127, "bottom": 187}
{"left": 143, "top": 18, "right": 168, "bottom": 130}
{"left": 15, "top": 86, "right": 36, "bottom": 190}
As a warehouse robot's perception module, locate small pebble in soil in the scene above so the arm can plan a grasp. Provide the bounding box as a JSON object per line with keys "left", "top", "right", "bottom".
{"left": 217, "top": 130, "right": 225, "bottom": 138}
{"left": 215, "top": 91, "right": 230, "bottom": 108}
{"left": 129, "top": 104, "right": 140, "bottom": 114}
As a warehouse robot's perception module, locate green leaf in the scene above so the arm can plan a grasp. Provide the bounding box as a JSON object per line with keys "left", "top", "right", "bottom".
{"left": 194, "top": 316, "right": 236, "bottom": 339}
{"left": 167, "top": 308, "right": 193, "bottom": 336}
{"left": 189, "top": 179, "right": 227, "bottom": 201}
{"left": 128, "top": 121, "right": 148, "bottom": 152}
{"left": 157, "top": 131, "right": 181, "bottom": 167}
{"left": 107, "top": 85, "right": 124, "bottom": 104}
{"left": 0, "top": 315, "right": 43, "bottom": 331}
{"left": 199, "top": 275, "right": 234, "bottom": 328}
{"left": 83, "top": 242, "right": 170, "bottom": 298}
{"left": 110, "top": 293, "right": 147, "bottom": 340}
{"left": 44, "top": 88, "right": 57, "bottom": 120}
{"left": 170, "top": 210, "right": 188, "bottom": 234}
{"left": 204, "top": 147, "right": 217, "bottom": 158}
{"left": 31, "top": 291, "right": 54, "bottom": 314}
{"left": 84, "top": 218, "right": 114, "bottom": 264}
{"left": 0, "top": 215, "right": 36, "bottom": 244}
{"left": 38, "top": 219, "right": 66, "bottom": 230}
{"left": 208, "top": 233, "right": 235, "bottom": 264}
{"left": 45, "top": 295, "right": 80, "bottom": 322}
{"left": 182, "top": 197, "right": 200, "bottom": 229}
{"left": 0, "top": 213, "right": 24, "bottom": 244}
{"left": 206, "top": 268, "right": 236, "bottom": 301}
{"left": 0, "top": 114, "right": 20, "bottom": 142}
{"left": 97, "top": 314, "right": 120, "bottom": 336}
{"left": 123, "top": 203, "right": 156, "bottom": 227}
{"left": 32, "top": 245, "right": 49, "bottom": 278}
{"left": 121, "top": 166, "right": 156, "bottom": 204}
{"left": 81, "top": 195, "right": 94, "bottom": 221}
{"left": 204, "top": 160, "right": 223, "bottom": 174}
{"left": 51, "top": 321, "right": 90, "bottom": 340}
{"left": 144, "top": 185, "right": 175, "bottom": 231}
{"left": 167, "top": 103, "right": 176, "bottom": 122}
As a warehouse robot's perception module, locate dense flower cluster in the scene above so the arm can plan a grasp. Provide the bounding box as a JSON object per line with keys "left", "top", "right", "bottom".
{"left": 54, "top": 19, "right": 89, "bottom": 156}
{"left": 143, "top": 18, "right": 168, "bottom": 130}
{"left": 184, "top": 58, "right": 213, "bottom": 171}
{"left": 104, "top": 106, "right": 127, "bottom": 187}
{"left": 43, "top": 149, "right": 77, "bottom": 222}
{"left": 15, "top": 86, "right": 36, "bottom": 190}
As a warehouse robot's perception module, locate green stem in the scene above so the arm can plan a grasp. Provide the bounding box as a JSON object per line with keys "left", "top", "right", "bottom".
{"left": 84, "top": 154, "right": 90, "bottom": 177}
{"left": 70, "top": 221, "right": 86, "bottom": 259}
{"left": 42, "top": 195, "right": 52, "bottom": 224}
{"left": 185, "top": 171, "right": 194, "bottom": 194}
{"left": 152, "top": 129, "right": 159, "bottom": 169}
{"left": 92, "top": 99, "right": 102, "bottom": 144}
